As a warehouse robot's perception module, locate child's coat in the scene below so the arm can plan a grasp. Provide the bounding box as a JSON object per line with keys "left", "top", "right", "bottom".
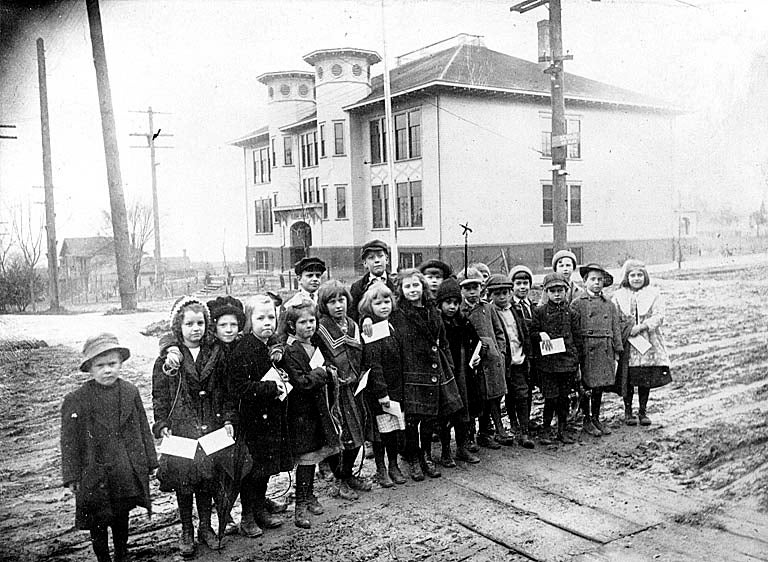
{"left": 570, "top": 293, "right": 623, "bottom": 388}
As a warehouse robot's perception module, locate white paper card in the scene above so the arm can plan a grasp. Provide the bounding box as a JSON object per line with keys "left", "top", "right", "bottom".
{"left": 198, "top": 427, "right": 235, "bottom": 456}
{"left": 470, "top": 340, "right": 483, "bottom": 367}
{"left": 158, "top": 435, "right": 198, "bottom": 459}
{"left": 628, "top": 334, "right": 652, "bottom": 354}
{"left": 361, "top": 320, "right": 391, "bottom": 343}
{"left": 309, "top": 348, "right": 325, "bottom": 369}
{"left": 539, "top": 337, "right": 566, "bottom": 356}
{"left": 355, "top": 369, "right": 370, "bottom": 396}
{"left": 261, "top": 368, "right": 292, "bottom": 400}
{"left": 382, "top": 400, "right": 402, "bottom": 416}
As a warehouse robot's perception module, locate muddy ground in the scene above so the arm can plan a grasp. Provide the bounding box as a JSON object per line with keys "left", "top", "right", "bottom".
{"left": 1, "top": 258, "right": 767, "bottom": 562}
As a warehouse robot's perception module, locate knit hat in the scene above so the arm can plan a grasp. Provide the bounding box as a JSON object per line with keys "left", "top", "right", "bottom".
{"left": 542, "top": 272, "right": 569, "bottom": 291}
{"left": 619, "top": 259, "right": 649, "bottom": 288}
{"left": 169, "top": 295, "right": 211, "bottom": 343}
{"left": 207, "top": 295, "right": 246, "bottom": 330}
{"left": 578, "top": 263, "right": 614, "bottom": 287}
{"left": 508, "top": 265, "right": 533, "bottom": 283}
{"left": 294, "top": 256, "right": 326, "bottom": 276}
{"left": 485, "top": 273, "right": 513, "bottom": 293}
{"left": 551, "top": 249, "right": 578, "bottom": 270}
{"left": 457, "top": 267, "right": 484, "bottom": 287}
{"left": 418, "top": 259, "right": 452, "bottom": 278}
{"left": 360, "top": 239, "right": 390, "bottom": 260}
{"left": 80, "top": 332, "right": 130, "bottom": 372}
{"left": 435, "top": 277, "right": 461, "bottom": 303}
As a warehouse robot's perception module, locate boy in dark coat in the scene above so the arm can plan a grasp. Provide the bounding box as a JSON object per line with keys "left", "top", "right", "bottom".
{"left": 61, "top": 333, "right": 157, "bottom": 562}
{"left": 531, "top": 274, "right": 583, "bottom": 444}
{"left": 349, "top": 239, "right": 395, "bottom": 323}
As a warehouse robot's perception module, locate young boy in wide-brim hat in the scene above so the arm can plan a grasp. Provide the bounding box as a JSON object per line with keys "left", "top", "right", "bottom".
{"left": 61, "top": 333, "right": 157, "bottom": 562}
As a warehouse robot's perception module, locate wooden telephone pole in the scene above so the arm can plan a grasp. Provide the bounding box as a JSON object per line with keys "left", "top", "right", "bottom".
{"left": 36, "top": 38, "right": 61, "bottom": 311}
{"left": 85, "top": 0, "right": 136, "bottom": 310}
{"left": 512, "top": 0, "right": 573, "bottom": 253}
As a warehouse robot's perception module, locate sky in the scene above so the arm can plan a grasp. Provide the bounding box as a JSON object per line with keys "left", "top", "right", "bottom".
{"left": 1, "top": 0, "right": 767, "bottom": 263}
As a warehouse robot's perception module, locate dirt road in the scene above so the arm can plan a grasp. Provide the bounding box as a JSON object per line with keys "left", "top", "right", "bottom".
{"left": 1, "top": 259, "right": 767, "bottom": 562}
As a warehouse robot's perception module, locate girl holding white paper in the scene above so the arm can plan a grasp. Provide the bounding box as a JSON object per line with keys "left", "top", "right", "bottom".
{"left": 612, "top": 260, "right": 672, "bottom": 426}
{"left": 151, "top": 296, "right": 230, "bottom": 557}
{"left": 359, "top": 283, "right": 407, "bottom": 488}
{"left": 279, "top": 300, "right": 343, "bottom": 529}
{"left": 316, "top": 281, "right": 371, "bottom": 501}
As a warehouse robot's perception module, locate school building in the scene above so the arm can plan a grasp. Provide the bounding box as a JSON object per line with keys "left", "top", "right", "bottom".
{"left": 231, "top": 34, "right": 679, "bottom": 276}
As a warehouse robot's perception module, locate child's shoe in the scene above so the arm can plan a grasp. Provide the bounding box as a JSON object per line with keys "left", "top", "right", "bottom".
{"left": 455, "top": 446, "right": 481, "bottom": 464}
{"left": 348, "top": 475, "right": 372, "bottom": 492}
{"left": 294, "top": 503, "right": 311, "bottom": 529}
{"left": 624, "top": 406, "right": 638, "bottom": 426}
{"left": 407, "top": 458, "right": 425, "bottom": 481}
{"left": 465, "top": 436, "right": 481, "bottom": 453}
{"left": 495, "top": 431, "right": 516, "bottom": 447}
{"left": 557, "top": 430, "right": 575, "bottom": 444}
{"left": 334, "top": 479, "right": 359, "bottom": 500}
{"left": 266, "top": 496, "right": 289, "bottom": 513}
{"left": 306, "top": 493, "right": 324, "bottom": 514}
{"left": 440, "top": 445, "right": 457, "bottom": 468}
{"left": 254, "top": 507, "right": 283, "bottom": 529}
{"left": 477, "top": 433, "right": 501, "bottom": 449}
{"left": 519, "top": 434, "right": 535, "bottom": 449}
{"left": 420, "top": 454, "right": 442, "bottom": 478}
{"left": 388, "top": 463, "right": 407, "bottom": 484}
{"left": 582, "top": 417, "right": 602, "bottom": 437}
{"left": 638, "top": 412, "right": 652, "bottom": 426}
{"left": 592, "top": 417, "right": 611, "bottom": 435}
{"left": 178, "top": 526, "right": 195, "bottom": 558}
{"left": 375, "top": 462, "right": 394, "bottom": 488}
{"left": 539, "top": 429, "right": 556, "bottom": 445}
{"left": 197, "top": 524, "right": 221, "bottom": 550}
{"left": 239, "top": 511, "right": 264, "bottom": 538}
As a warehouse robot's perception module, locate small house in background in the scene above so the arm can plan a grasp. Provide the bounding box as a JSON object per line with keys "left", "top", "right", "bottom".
{"left": 139, "top": 251, "right": 193, "bottom": 287}
{"left": 232, "top": 33, "right": 680, "bottom": 276}
{"left": 59, "top": 237, "right": 117, "bottom": 298}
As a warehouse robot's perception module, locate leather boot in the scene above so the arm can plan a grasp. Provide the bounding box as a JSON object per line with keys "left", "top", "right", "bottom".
{"left": 388, "top": 459, "right": 407, "bottom": 484}
{"left": 591, "top": 393, "right": 611, "bottom": 435}
{"left": 195, "top": 492, "right": 220, "bottom": 550}
{"left": 420, "top": 451, "right": 442, "bottom": 478}
{"left": 239, "top": 483, "right": 264, "bottom": 537}
{"left": 375, "top": 457, "right": 394, "bottom": 488}
{"left": 624, "top": 402, "right": 638, "bottom": 425}
{"left": 582, "top": 417, "right": 602, "bottom": 437}
{"left": 439, "top": 425, "right": 456, "bottom": 467}
{"left": 407, "top": 457, "right": 424, "bottom": 481}
{"left": 638, "top": 387, "right": 652, "bottom": 425}
{"left": 177, "top": 493, "right": 196, "bottom": 558}
{"left": 254, "top": 497, "right": 283, "bottom": 529}
{"left": 557, "top": 420, "right": 575, "bottom": 444}
{"left": 465, "top": 421, "right": 480, "bottom": 453}
{"left": 294, "top": 466, "right": 312, "bottom": 529}
{"left": 592, "top": 417, "right": 611, "bottom": 435}
{"left": 477, "top": 432, "right": 501, "bottom": 449}
{"left": 455, "top": 445, "right": 480, "bottom": 463}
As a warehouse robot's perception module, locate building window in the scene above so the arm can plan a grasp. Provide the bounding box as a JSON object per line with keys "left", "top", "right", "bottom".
{"left": 319, "top": 123, "right": 326, "bottom": 158}
{"left": 396, "top": 180, "right": 423, "bottom": 228}
{"left": 321, "top": 187, "right": 328, "bottom": 219}
{"left": 372, "top": 184, "right": 389, "bottom": 229}
{"left": 333, "top": 122, "right": 345, "bottom": 155}
{"left": 544, "top": 247, "right": 582, "bottom": 267}
{"left": 542, "top": 183, "right": 582, "bottom": 224}
{"left": 369, "top": 118, "right": 387, "bottom": 164}
{"left": 254, "top": 198, "right": 273, "bottom": 233}
{"left": 399, "top": 252, "right": 423, "bottom": 269}
{"left": 252, "top": 250, "right": 270, "bottom": 270}
{"left": 336, "top": 184, "right": 347, "bottom": 219}
{"left": 302, "top": 177, "right": 320, "bottom": 205}
{"left": 395, "top": 108, "right": 421, "bottom": 161}
{"left": 271, "top": 138, "right": 276, "bottom": 167}
{"left": 283, "top": 136, "right": 293, "bottom": 166}
{"left": 300, "top": 131, "right": 318, "bottom": 168}
{"left": 253, "top": 147, "right": 270, "bottom": 183}
{"left": 541, "top": 114, "right": 581, "bottom": 159}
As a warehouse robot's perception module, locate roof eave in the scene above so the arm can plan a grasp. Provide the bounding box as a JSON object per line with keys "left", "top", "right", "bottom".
{"left": 229, "top": 129, "right": 270, "bottom": 148}
{"left": 279, "top": 116, "right": 318, "bottom": 133}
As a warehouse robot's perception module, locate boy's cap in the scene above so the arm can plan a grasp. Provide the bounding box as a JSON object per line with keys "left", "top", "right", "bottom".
{"left": 360, "top": 239, "right": 390, "bottom": 260}
{"left": 418, "top": 259, "right": 452, "bottom": 278}
{"left": 80, "top": 332, "right": 130, "bottom": 372}
{"left": 207, "top": 295, "right": 246, "bottom": 329}
{"left": 436, "top": 277, "right": 461, "bottom": 303}
{"left": 294, "top": 256, "right": 326, "bottom": 275}
{"left": 457, "top": 267, "right": 484, "bottom": 287}
{"left": 578, "top": 263, "right": 614, "bottom": 287}
{"left": 551, "top": 249, "right": 578, "bottom": 270}
{"left": 508, "top": 265, "right": 533, "bottom": 283}
{"left": 485, "top": 273, "right": 514, "bottom": 292}
{"left": 542, "top": 273, "right": 569, "bottom": 291}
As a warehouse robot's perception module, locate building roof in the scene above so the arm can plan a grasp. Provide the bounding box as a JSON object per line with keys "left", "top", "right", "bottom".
{"left": 230, "top": 126, "right": 269, "bottom": 148}
{"left": 59, "top": 237, "right": 114, "bottom": 258}
{"left": 345, "top": 42, "right": 675, "bottom": 112}
{"left": 303, "top": 48, "right": 381, "bottom": 66}
{"left": 279, "top": 110, "right": 318, "bottom": 132}
{"left": 256, "top": 71, "right": 315, "bottom": 85}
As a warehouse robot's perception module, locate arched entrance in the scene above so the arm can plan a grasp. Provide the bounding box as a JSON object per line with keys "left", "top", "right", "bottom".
{"left": 290, "top": 221, "right": 312, "bottom": 266}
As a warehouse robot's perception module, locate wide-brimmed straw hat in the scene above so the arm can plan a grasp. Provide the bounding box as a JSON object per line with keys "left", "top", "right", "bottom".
{"left": 80, "top": 332, "right": 130, "bottom": 372}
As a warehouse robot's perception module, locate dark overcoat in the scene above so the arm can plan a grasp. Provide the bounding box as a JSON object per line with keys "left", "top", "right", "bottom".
{"left": 570, "top": 293, "right": 623, "bottom": 388}
{"left": 442, "top": 313, "right": 482, "bottom": 420}
{"left": 316, "top": 316, "right": 367, "bottom": 449}
{"left": 228, "top": 333, "right": 294, "bottom": 477}
{"left": 389, "top": 301, "right": 463, "bottom": 418}
{"left": 531, "top": 301, "right": 583, "bottom": 373}
{"left": 151, "top": 343, "right": 226, "bottom": 492}
{"left": 361, "top": 320, "right": 403, "bottom": 416}
{"left": 280, "top": 337, "right": 343, "bottom": 455}
{"left": 61, "top": 379, "right": 157, "bottom": 530}
{"left": 462, "top": 301, "right": 508, "bottom": 400}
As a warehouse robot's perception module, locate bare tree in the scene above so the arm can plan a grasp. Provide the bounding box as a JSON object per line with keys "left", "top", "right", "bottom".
{"left": 101, "top": 198, "right": 154, "bottom": 289}
{"left": 10, "top": 203, "right": 44, "bottom": 311}
{"left": 0, "top": 232, "right": 12, "bottom": 276}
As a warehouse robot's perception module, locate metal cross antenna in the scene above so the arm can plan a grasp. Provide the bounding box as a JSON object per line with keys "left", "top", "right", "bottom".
{"left": 461, "top": 222, "right": 473, "bottom": 276}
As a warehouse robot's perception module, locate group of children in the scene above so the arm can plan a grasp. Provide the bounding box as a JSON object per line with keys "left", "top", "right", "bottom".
{"left": 61, "top": 241, "right": 671, "bottom": 561}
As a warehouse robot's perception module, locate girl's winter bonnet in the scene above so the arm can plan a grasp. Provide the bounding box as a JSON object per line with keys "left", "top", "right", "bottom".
{"left": 207, "top": 295, "right": 246, "bottom": 330}
{"left": 551, "top": 249, "right": 577, "bottom": 270}
{"left": 620, "top": 259, "right": 650, "bottom": 289}
{"left": 169, "top": 295, "right": 211, "bottom": 340}
{"left": 508, "top": 265, "right": 533, "bottom": 283}
{"left": 436, "top": 277, "right": 462, "bottom": 304}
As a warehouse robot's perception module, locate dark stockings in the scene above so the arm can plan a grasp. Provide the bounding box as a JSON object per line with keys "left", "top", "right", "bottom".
{"left": 556, "top": 396, "right": 569, "bottom": 433}
{"left": 328, "top": 447, "right": 361, "bottom": 480}
{"left": 580, "top": 388, "right": 604, "bottom": 419}
{"left": 542, "top": 398, "right": 556, "bottom": 431}
{"left": 625, "top": 385, "right": 650, "bottom": 414}
{"left": 295, "top": 464, "right": 315, "bottom": 505}
{"left": 479, "top": 398, "right": 504, "bottom": 435}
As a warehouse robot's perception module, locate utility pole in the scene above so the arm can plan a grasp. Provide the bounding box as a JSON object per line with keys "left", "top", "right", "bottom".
{"left": 129, "top": 107, "right": 173, "bottom": 291}
{"left": 85, "top": 0, "right": 136, "bottom": 310}
{"left": 512, "top": 0, "right": 573, "bottom": 253}
{"left": 37, "top": 38, "right": 61, "bottom": 311}
{"left": 380, "top": 0, "right": 399, "bottom": 270}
